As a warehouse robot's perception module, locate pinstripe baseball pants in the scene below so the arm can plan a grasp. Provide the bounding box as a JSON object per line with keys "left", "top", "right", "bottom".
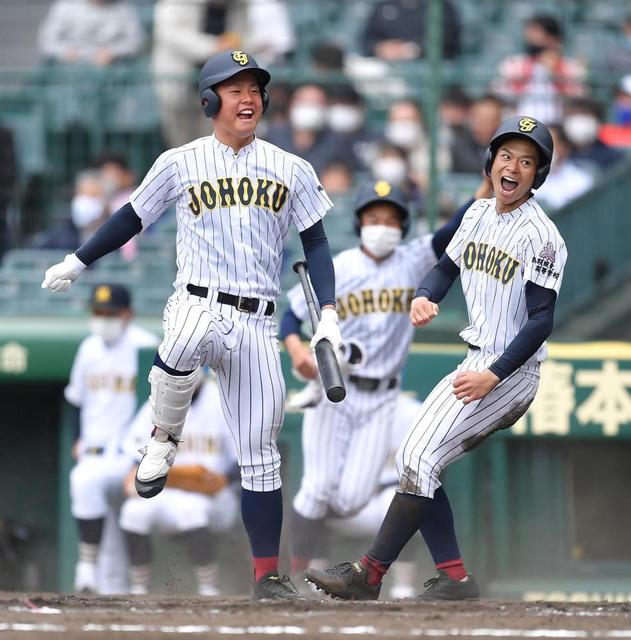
{"left": 158, "top": 288, "right": 285, "bottom": 492}
{"left": 396, "top": 348, "right": 539, "bottom": 498}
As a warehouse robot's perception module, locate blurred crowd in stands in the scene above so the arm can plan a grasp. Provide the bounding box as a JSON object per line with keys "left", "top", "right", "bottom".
{"left": 0, "top": 0, "right": 630, "bottom": 267}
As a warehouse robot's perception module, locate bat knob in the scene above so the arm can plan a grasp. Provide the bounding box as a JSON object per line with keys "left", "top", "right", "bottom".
{"left": 292, "top": 260, "right": 307, "bottom": 274}
{"left": 326, "top": 385, "right": 346, "bottom": 403}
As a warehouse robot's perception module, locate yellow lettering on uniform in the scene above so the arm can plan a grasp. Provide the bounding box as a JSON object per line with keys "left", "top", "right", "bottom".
{"left": 476, "top": 243, "right": 487, "bottom": 271}
{"left": 347, "top": 293, "right": 361, "bottom": 316}
{"left": 271, "top": 183, "right": 289, "bottom": 213}
{"left": 336, "top": 297, "right": 348, "bottom": 321}
{"left": 237, "top": 177, "right": 254, "bottom": 206}
{"left": 492, "top": 250, "right": 507, "bottom": 279}
{"left": 485, "top": 247, "right": 496, "bottom": 274}
{"left": 200, "top": 181, "right": 217, "bottom": 211}
{"left": 501, "top": 257, "right": 520, "bottom": 284}
{"left": 378, "top": 289, "right": 391, "bottom": 312}
{"left": 405, "top": 288, "right": 416, "bottom": 311}
{"left": 391, "top": 288, "right": 404, "bottom": 313}
{"left": 217, "top": 178, "right": 236, "bottom": 207}
{"left": 188, "top": 186, "right": 201, "bottom": 215}
{"left": 463, "top": 242, "right": 476, "bottom": 270}
{"left": 254, "top": 179, "right": 272, "bottom": 208}
{"left": 362, "top": 289, "right": 375, "bottom": 314}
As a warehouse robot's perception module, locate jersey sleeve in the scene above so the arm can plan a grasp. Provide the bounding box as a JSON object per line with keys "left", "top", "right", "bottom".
{"left": 445, "top": 199, "right": 486, "bottom": 267}
{"left": 289, "top": 158, "right": 333, "bottom": 232}
{"left": 64, "top": 340, "right": 89, "bottom": 406}
{"left": 523, "top": 225, "right": 567, "bottom": 294}
{"left": 129, "top": 150, "right": 182, "bottom": 229}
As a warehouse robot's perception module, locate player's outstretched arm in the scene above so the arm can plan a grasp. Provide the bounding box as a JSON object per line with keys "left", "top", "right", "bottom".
{"left": 41, "top": 202, "right": 143, "bottom": 292}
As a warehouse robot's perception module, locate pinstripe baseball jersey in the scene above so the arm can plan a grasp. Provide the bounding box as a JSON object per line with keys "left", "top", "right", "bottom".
{"left": 130, "top": 135, "right": 332, "bottom": 299}
{"left": 445, "top": 196, "right": 567, "bottom": 362}
{"left": 287, "top": 235, "right": 436, "bottom": 379}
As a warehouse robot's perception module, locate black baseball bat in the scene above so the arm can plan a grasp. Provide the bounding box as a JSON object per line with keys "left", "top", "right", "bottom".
{"left": 292, "top": 260, "right": 346, "bottom": 403}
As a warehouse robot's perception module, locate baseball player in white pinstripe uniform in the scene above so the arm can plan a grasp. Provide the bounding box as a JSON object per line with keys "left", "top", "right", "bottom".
{"left": 281, "top": 177, "right": 493, "bottom": 579}
{"left": 305, "top": 116, "right": 567, "bottom": 602}
{"left": 42, "top": 49, "right": 341, "bottom": 601}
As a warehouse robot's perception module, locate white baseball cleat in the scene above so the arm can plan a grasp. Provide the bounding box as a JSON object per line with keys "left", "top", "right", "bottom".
{"left": 135, "top": 438, "right": 177, "bottom": 498}
{"left": 74, "top": 561, "right": 97, "bottom": 593}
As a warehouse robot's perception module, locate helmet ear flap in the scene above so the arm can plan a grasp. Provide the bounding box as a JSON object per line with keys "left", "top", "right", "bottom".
{"left": 200, "top": 88, "right": 220, "bottom": 118}
{"left": 262, "top": 88, "right": 270, "bottom": 114}
{"left": 484, "top": 146, "right": 494, "bottom": 178}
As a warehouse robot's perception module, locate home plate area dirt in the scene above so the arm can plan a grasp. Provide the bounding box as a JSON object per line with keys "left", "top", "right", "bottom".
{"left": 1, "top": 593, "right": 631, "bottom": 639}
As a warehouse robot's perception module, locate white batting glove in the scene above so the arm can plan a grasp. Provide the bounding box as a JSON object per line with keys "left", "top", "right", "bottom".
{"left": 41, "top": 253, "right": 87, "bottom": 292}
{"left": 309, "top": 308, "right": 342, "bottom": 351}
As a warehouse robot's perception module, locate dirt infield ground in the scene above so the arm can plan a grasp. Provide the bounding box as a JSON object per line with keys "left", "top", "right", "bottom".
{"left": 1, "top": 593, "right": 631, "bottom": 640}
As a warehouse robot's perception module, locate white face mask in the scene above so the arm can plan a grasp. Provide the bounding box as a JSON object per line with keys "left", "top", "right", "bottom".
{"left": 289, "top": 103, "right": 327, "bottom": 132}
{"left": 90, "top": 317, "right": 126, "bottom": 344}
{"left": 372, "top": 157, "right": 408, "bottom": 185}
{"left": 72, "top": 195, "right": 105, "bottom": 228}
{"left": 360, "top": 224, "right": 402, "bottom": 258}
{"left": 385, "top": 120, "right": 423, "bottom": 149}
{"left": 563, "top": 114, "right": 599, "bottom": 147}
{"left": 327, "top": 105, "right": 363, "bottom": 133}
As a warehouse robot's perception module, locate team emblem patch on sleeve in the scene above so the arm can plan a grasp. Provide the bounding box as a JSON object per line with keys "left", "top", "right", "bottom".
{"left": 539, "top": 242, "right": 556, "bottom": 263}
{"left": 232, "top": 50, "right": 249, "bottom": 65}
{"left": 518, "top": 117, "right": 538, "bottom": 133}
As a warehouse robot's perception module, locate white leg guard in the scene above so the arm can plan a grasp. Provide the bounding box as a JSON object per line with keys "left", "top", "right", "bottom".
{"left": 149, "top": 366, "right": 201, "bottom": 442}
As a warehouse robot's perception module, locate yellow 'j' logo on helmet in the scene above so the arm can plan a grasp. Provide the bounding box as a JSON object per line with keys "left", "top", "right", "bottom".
{"left": 518, "top": 117, "right": 538, "bottom": 133}
{"left": 374, "top": 181, "right": 392, "bottom": 197}
{"left": 232, "top": 50, "right": 249, "bottom": 66}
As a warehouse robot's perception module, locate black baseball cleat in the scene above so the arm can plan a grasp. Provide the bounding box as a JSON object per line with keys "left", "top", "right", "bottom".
{"left": 134, "top": 472, "right": 168, "bottom": 499}
{"left": 305, "top": 561, "right": 381, "bottom": 600}
{"left": 417, "top": 570, "right": 480, "bottom": 601}
{"left": 252, "top": 572, "right": 305, "bottom": 601}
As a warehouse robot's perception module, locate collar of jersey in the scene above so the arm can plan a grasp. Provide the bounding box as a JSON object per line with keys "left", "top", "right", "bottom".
{"left": 493, "top": 196, "right": 533, "bottom": 222}
{"left": 210, "top": 134, "right": 257, "bottom": 157}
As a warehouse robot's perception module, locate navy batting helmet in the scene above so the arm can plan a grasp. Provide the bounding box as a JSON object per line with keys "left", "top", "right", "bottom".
{"left": 353, "top": 181, "right": 411, "bottom": 237}
{"left": 484, "top": 116, "right": 554, "bottom": 190}
{"left": 198, "top": 50, "right": 271, "bottom": 118}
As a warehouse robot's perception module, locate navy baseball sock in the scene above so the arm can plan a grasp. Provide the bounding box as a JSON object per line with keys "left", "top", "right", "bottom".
{"left": 363, "top": 492, "right": 430, "bottom": 585}
{"left": 241, "top": 488, "right": 283, "bottom": 581}
{"left": 420, "top": 486, "right": 467, "bottom": 581}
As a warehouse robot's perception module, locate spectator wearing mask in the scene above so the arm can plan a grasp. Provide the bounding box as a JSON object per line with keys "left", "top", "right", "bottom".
{"left": 599, "top": 75, "right": 631, "bottom": 149}
{"left": 153, "top": 0, "right": 294, "bottom": 148}
{"left": 534, "top": 125, "right": 593, "bottom": 210}
{"left": 371, "top": 142, "right": 423, "bottom": 212}
{"left": 361, "top": 0, "right": 462, "bottom": 61}
{"left": 493, "top": 14, "right": 585, "bottom": 123}
{"left": 383, "top": 99, "right": 448, "bottom": 190}
{"left": 31, "top": 170, "right": 107, "bottom": 251}
{"left": 326, "top": 84, "right": 379, "bottom": 172}
{"left": 38, "top": 0, "right": 145, "bottom": 67}
{"left": 320, "top": 159, "right": 355, "bottom": 197}
{"left": 447, "top": 93, "right": 505, "bottom": 174}
{"left": 266, "top": 84, "right": 344, "bottom": 175}
{"left": 563, "top": 99, "right": 625, "bottom": 172}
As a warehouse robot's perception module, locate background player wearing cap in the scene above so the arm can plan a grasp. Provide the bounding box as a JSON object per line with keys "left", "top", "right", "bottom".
{"left": 280, "top": 176, "right": 493, "bottom": 580}
{"left": 305, "top": 116, "right": 567, "bottom": 601}
{"left": 41, "top": 49, "right": 340, "bottom": 600}
{"left": 65, "top": 284, "right": 159, "bottom": 593}
{"left": 120, "top": 373, "right": 239, "bottom": 596}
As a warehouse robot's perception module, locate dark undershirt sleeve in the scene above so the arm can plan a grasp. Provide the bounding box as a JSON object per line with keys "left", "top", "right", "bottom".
{"left": 67, "top": 401, "right": 81, "bottom": 442}
{"left": 279, "top": 307, "right": 303, "bottom": 341}
{"left": 414, "top": 253, "right": 460, "bottom": 303}
{"left": 431, "top": 197, "right": 474, "bottom": 259}
{"left": 299, "top": 219, "right": 336, "bottom": 308}
{"left": 488, "top": 281, "right": 557, "bottom": 381}
{"left": 75, "top": 202, "right": 143, "bottom": 266}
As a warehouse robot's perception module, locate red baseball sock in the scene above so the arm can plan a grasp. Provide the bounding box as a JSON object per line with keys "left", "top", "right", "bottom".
{"left": 360, "top": 555, "right": 390, "bottom": 586}
{"left": 290, "top": 557, "right": 309, "bottom": 575}
{"left": 253, "top": 556, "right": 279, "bottom": 582}
{"left": 436, "top": 558, "right": 467, "bottom": 581}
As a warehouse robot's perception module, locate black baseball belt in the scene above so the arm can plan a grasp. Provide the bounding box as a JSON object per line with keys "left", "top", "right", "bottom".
{"left": 349, "top": 375, "right": 398, "bottom": 392}
{"left": 84, "top": 447, "right": 105, "bottom": 455}
{"left": 186, "top": 284, "right": 275, "bottom": 316}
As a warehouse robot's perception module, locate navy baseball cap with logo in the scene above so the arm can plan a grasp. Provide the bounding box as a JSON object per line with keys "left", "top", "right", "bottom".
{"left": 353, "top": 180, "right": 411, "bottom": 237}
{"left": 90, "top": 283, "right": 131, "bottom": 312}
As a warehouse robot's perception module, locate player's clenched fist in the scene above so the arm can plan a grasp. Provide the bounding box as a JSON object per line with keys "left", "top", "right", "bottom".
{"left": 409, "top": 296, "right": 439, "bottom": 327}
{"left": 309, "top": 308, "right": 342, "bottom": 351}
{"left": 452, "top": 369, "right": 500, "bottom": 404}
{"left": 41, "top": 253, "right": 86, "bottom": 292}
